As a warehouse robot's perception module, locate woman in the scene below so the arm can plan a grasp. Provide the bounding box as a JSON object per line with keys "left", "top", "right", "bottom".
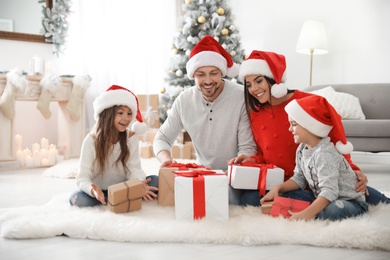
{"left": 230, "top": 50, "right": 389, "bottom": 207}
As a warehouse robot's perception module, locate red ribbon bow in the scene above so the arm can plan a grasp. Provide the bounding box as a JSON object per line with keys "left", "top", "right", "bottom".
{"left": 169, "top": 162, "right": 205, "bottom": 170}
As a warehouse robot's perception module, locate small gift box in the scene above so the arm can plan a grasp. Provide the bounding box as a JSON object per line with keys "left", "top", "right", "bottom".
{"left": 174, "top": 169, "right": 228, "bottom": 221}
{"left": 261, "top": 201, "right": 273, "bottom": 214}
{"left": 139, "top": 141, "right": 153, "bottom": 158}
{"left": 158, "top": 163, "right": 206, "bottom": 207}
{"left": 227, "top": 162, "right": 284, "bottom": 196}
{"left": 108, "top": 179, "right": 144, "bottom": 213}
{"left": 270, "top": 196, "right": 310, "bottom": 218}
{"left": 137, "top": 94, "right": 160, "bottom": 129}
{"left": 171, "top": 143, "right": 192, "bottom": 159}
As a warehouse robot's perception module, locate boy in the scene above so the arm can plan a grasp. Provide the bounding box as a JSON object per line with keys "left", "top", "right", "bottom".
{"left": 260, "top": 95, "right": 368, "bottom": 221}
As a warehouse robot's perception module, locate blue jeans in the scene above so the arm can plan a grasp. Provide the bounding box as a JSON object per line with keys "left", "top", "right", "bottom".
{"left": 281, "top": 190, "right": 369, "bottom": 221}
{"left": 69, "top": 175, "right": 159, "bottom": 208}
{"left": 239, "top": 185, "right": 390, "bottom": 207}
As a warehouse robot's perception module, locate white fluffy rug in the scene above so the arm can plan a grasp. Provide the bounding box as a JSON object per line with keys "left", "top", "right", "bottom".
{"left": 1, "top": 192, "right": 390, "bottom": 251}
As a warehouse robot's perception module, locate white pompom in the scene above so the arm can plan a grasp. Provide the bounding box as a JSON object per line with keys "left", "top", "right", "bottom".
{"left": 271, "top": 83, "right": 288, "bottom": 98}
{"left": 131, "top": 121, "right": 147, "bottom": 135}
{"left": 336, "top": 141, "right": 353, "bottom": 154}
{"left": 226, "top": 63, "right": 239, "bottom": 78}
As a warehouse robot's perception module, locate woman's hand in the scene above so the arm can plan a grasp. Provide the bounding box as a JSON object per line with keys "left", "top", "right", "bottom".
{"left": 142, "top": 178, "right": 158, "bottom": 201}
{"left": 227, "top": 154, "right": 255, "bottom": 165}
{"left": 354, "top": 170, "right": 369, "bottom": 195}
{"left": 91, "top": 183, "right": 106, "bottom": 204}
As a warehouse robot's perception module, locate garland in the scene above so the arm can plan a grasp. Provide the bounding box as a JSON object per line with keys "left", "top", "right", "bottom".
{"left": 40, "top": 0, "right": 72, "bottom": 56}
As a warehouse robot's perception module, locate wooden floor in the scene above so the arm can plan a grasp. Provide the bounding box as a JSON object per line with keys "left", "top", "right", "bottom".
{"left": 1, "top": 156, "right": 390, "bottom": 260}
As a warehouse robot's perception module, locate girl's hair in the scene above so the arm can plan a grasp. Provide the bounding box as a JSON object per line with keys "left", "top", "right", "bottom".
{"left": 243, "top": 75, "right": 293, "bottom": 119}
{"left": 92, "top": 106, "right": 130, "bottom": 174}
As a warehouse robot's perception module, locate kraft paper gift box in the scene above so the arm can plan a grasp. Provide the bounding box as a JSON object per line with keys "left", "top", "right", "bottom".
{"left": 270, "top": 196, "right": 310, "bottom": 218}
{"left": 171, "top": 143, "right": 192, "bottom": 159}
{"left": 139, "top": 141, "right": 153, "bottom": 158}
{"left": 108, "top": 179, "right": 144, "bottom": 213}
{"left": 158, "top": 163, "right": 206, "bottom": 207}
{"left": 227, "top": 163, "right": 284, "bottom": 196}
{"left": 174, "top": 170, "right": 228, "bottom": 221}
{"left": 261, "top": 201, "right": 273, "bottom": 214}
{"left": 137, "top": 94, "right": 159, "bottom": 111}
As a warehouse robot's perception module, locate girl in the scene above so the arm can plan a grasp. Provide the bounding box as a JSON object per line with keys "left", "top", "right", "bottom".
{"left": 229, "top": 50, "right": 389, "bottom": 207}
{"left": 69, "top": 85, "right": 158, "bottom": 207}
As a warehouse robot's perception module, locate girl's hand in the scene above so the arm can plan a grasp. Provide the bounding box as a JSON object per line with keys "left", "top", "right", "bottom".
{"left": 91, "top": 183, "right": 106, "bottom": 204}
{"left": 260, "top": 188, "right": 278, "bottom": 205}
{"left": 142, "top": 178, "right": 158, "bottom": 201}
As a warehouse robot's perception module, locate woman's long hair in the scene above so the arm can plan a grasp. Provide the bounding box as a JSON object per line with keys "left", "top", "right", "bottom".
{"left": 243, "top": 76, "right": 293, "bottom": 119}
{"left": 92, "top": 106, "right": 130, "bottom": 174}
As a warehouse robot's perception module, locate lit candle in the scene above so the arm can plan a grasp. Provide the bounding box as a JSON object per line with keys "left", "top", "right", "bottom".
{"left": 41, "top": 158, "right": 49, "bottom": 167}
{"left": 33, "top": 55, "right": 42, "bottom": 74}
{"left": 15, "top": 134, "right": 22, "bottom": 151}
{"left": 47, "top": 148, "right": 56, "bottom": 165}
{"left": 25, "top": 155, "right": 34, "bottom": 167}
{"left": 16, "top": 150, "right": 24, "bottom": 166}
{"left": 32, "top": 143, "right": 40, "bottom": 155}
{"left": 23, "top": 148, "right": 32, "bottom": 158}
{"left": 40, "top": 148, "right": 48, "bottom": 160}
{"left": 41, "top": 138, "right": 49, "bottom": 150}
{"left": 33, "top": 153, "right": 41, "bottom": 167}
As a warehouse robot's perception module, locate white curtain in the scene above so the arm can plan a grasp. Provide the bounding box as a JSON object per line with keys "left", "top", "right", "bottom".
{"left": 57, "top": 0, "right": 178, "bottom": 131}
{"left": 59, "top": 0, "right": 177, "bottom": 93}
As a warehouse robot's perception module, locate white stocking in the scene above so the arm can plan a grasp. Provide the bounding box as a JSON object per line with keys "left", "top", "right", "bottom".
{"left": 37, "top": 74, "right": 62, "bottom": 119}
{"left": 0, "top": 69, "right": 26, "bottom": 119}
{"left": 66, "top": 75, "right": 91, "bottom": 121}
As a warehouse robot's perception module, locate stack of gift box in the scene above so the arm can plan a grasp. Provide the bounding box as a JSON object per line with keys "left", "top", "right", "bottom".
{"left": 171, "top": 130, "right": 196, "bottom": 160}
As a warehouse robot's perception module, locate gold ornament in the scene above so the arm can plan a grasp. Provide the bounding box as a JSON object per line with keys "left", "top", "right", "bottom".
{"left": 160, "top": 87, "right": 166, "bottom": 94}
{"left": 217, "top": 7, "right": 224, "bottom": 15}
{"left": 221, "top": 28, "right": 229, "bottom": 36}
{"left": 198, "top": 16, "right": 206, "bottom": 24}
{"left": 185, "top": 0, "right": 192, "bottom": 4}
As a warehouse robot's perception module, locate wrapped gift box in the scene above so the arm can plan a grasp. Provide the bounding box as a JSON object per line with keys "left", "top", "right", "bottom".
{"left": 261, "top": 201, "right": 273, "bottom": 214}
{"left": 108, "top": 179, "right": 143, "bottom": 213}
{"left": 137, "top": 94, "right": 160, "bottom": 129}
{"left": 158, "top": 163, "right": 206, "bottom": 207}
{"left": 171, "top": 143, "right": 192, "bottom": 159}
{"left": 139, "top": 141, "right": 153, "bottom": 158}
{"left": 270, "top": 196, "right": 310, "bottom": 218}
{"left": 227, "top": 163, "right": 284, "bottom": 195}
{"left": 174, "top": 170, "right": 228, "bottom": 221}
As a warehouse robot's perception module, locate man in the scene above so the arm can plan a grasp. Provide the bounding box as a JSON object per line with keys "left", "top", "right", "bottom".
{"left": 153, "top": 35, "right": 257, "bottom": 204}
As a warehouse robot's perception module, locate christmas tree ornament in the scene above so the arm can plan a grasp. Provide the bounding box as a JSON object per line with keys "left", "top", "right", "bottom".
{"left": 0, "top": 69, "right": 27, "bottom": 119}
{"left": 160, "top": 87, "right": 166, "bottom": 94}
{"left": 171, "top": 48, "right": 178, "bottom": 54}
{"left": 198, "top": 16, "right": 206, "bottom": 24}
{"left": 217, "top": 7, "right": 225, "bottom": 15}
{"left": 185, "top": 0, "right": 192, "bottom": 4}
{"left": 176, "top": 69, "right": 184, "bottom": 77}
{"left": 66, "top": 74, "right": 92, "bottom": 121}
{"left": 221, "top": 28, "right": 229, "bottom": 35}
{"left": 230, "top": 50, "right": 236, "bottom": 56}
{"left": 37, "top": 74, "right": 62, "bottom": 119}
{"left": 229, "top": 25, "right": 236, "bottom": 31}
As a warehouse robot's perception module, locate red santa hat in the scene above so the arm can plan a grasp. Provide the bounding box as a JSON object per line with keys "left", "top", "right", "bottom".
{"left": 93, "top": 85, "right": 147, "bottom": 134}
{"left": 284, "top": 95, "right": 353, "bottom": 154}
{"left": 239, "top": 50, "right": 288, "bottom": 98}
{"left": 186, "top": 35, "right": 239, "bottom": 79}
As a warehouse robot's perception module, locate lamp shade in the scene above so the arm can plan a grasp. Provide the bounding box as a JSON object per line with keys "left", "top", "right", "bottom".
{"left": 296, "top": 20, "right": 328, "bottom": 55}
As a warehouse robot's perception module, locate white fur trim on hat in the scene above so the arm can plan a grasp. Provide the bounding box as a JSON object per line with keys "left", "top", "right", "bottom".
{"left": 336, "top": 140, "right": 353, "bottom": 154}
{"left": 271, "top": 83, "right": 288, "bottom": 98}
{"left": 186, "top": 51, "right": 228, "bottom": 79}
{"left": 131, "top": 121, "right": 147, "bottom": 135}
{"left": 93, "top": 89, "right": 137, "bottom": 121}
{"left": 285, "top": 99, "right": 332, "bottom": 137}
{"left": 238, "top": 59, "right": 286, "bottom": 83}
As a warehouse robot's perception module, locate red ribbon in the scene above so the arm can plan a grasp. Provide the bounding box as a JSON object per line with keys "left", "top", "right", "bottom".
{"left": 174, "top": 170, "right": 216, "bottom": 220}
{"left": 228, "top": 162, "right": 275, "bottom": 196}
{"left": 169, "top": 162, "right": 205, "bottom": 170}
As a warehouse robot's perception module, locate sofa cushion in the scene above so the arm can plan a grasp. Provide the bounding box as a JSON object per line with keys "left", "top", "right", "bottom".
{"left": 342, "top": 120, "right": 390, "bottom": 137}
{"left": 311, "top": 86, "right": 365, "bottom": 120}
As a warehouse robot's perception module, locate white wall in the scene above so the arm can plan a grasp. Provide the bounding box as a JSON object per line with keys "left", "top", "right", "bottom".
{"left": 1, "top": 0, "right": 390, "bottom": 152}
{"left": 230, "top": 0, "right": 390, "bottom": 88}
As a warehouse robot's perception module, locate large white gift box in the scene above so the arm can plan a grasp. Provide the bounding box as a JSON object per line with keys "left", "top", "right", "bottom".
{"left": 174, "top": 170, "right": 228, "bottom": 221}
{"left": 228, "top": 164, "right": 284, "bottom": 195}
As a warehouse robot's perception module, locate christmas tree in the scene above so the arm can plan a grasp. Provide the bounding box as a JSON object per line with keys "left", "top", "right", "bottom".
{"left": 159, "top": 0, "right": 245, "bottom": 123}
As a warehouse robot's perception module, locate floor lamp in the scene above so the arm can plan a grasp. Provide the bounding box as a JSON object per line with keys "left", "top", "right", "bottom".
{"left": 296, "top": 20, "right": 328, "bottom": 86}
